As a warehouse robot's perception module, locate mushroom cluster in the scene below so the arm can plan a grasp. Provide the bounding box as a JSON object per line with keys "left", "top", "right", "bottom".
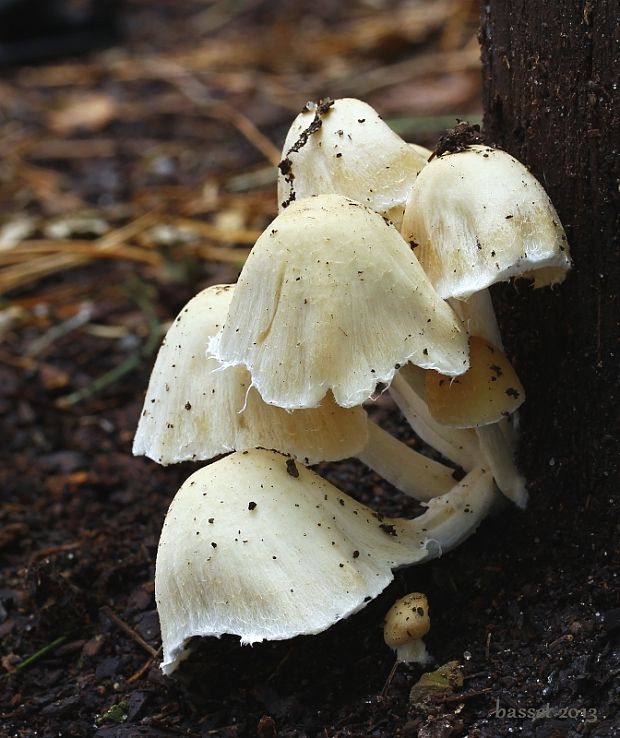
{"left": 134, "top": 98, "right": 570, "bottom": 674}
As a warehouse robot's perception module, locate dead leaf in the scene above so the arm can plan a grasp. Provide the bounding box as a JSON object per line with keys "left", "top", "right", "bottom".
{"left": 39, "top": 363, "right": 71, "bottom": 390}
{"left": 409, "top": 660, "right": 464, "bottom": 705}
{"left": 1, "top": 653, "right": 21, "bottom": 673}
{"left": 48, "top": 93, "right": 118, "bottom": 134}
{"left": 0, "top": 523, "right": 29, "bottom": 550}
{"left": 81, "top": 635, "right": 106, "bottom": 659}
{"left": 45, "top": 471, "right": 90, "bottom": 496}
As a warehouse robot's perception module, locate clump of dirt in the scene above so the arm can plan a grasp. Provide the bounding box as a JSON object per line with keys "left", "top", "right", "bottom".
{"left": 430, "top": 121, "right": 484, "bottom": 159}
{"left": 278, "top": 97, "right": 335, "bottom": 209}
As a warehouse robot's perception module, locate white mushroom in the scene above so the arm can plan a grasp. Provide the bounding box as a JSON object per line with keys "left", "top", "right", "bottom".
{"left": 133, "top": 284, "right": 367, "bottom": 466}
{"left": 397, "top": 143, "right": 570, "bottom": 506}
{"left": 278, "top": 98, "right": 429, "bottom": 228}
{"left": 134, "top": 283, "right": 459, "bottom": 500}
{"left": 155, "top": 448, "right": 496, "bottom": 673}
{"left": 209, "top": 194, "right": 469, "bottom": 411}
{"left": 135, "top": 104, "right": 567, "bottom": 684}
{"left": 383, "top": 592, "right": 432, "bottom": 664}
{"left": 401, "top": 144, "right": 571, "bottom": 301}
{"left": 282, "top": 115, "right": 492, "bottom": 485}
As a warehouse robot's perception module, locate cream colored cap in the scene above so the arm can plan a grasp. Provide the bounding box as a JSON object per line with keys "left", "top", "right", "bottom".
{"left": 278, "top": 98, "right": 429, "bottom": 228}
{"left": 209, "top": 194, "right": 469, "bottom": 410}
{"left": 133, "top": 284, "right": 368, "bottom": 465}
{"left": 425, "top": 336, "right": 525, "bottom": 428}
{"left": 401, "top": 145, "right": 571, "bottom": 299}
{"left": 156, "top": 450, "right": 495, "bottom": 674}
{"left": 384, "top": 592, "right": 430, "bottom": 646}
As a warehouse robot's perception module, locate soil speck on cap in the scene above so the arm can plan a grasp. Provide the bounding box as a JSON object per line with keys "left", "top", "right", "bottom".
{"left": 286, "top": 458, "right": 299, "bottom": 477}
{"left": 430, "top": 120, "right": 484, "bottom": 159}
{"left": 379, "top": 523, "right": 397, "bottom": 536}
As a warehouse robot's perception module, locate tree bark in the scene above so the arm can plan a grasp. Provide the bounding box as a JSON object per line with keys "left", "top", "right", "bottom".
{"left": 479, "top": 2, "right": 619, "bottom": 501}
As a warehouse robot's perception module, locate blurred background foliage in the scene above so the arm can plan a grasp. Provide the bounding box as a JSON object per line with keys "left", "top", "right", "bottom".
{"left": 0, "top": 0, "right": 480, "bottom": 406}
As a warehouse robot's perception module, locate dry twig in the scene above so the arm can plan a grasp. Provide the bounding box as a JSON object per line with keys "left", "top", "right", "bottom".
{"left": 100, "top": 605, "right": 158, "bottom": 659}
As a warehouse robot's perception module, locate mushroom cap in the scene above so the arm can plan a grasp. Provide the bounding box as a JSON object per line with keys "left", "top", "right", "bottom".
{"left": 277, "top": 98, "right": 429, "bottom": 228}
{"left": 209, "top": 194, "right": 469, "bottom": 410}
{"left": 401, "top": 145, "right": 572, "bottom": 299}
{"left": 383, "top": 592, "right": 430, "bottom": 647}
{"left": 425, "top": 336, "right": 525, "bottom": 428}
{"left": 156, "top": 449, "right": 430, "bottom": 673}
{"left": 133, "top": 284, "right": 368, "bottom": 465}
{"left": 155, "top": 449, "right": 495, "bottom": 674}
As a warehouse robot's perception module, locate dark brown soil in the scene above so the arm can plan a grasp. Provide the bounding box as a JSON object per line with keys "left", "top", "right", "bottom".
{"left": 1, "top": 2, "right": 618, "bottom": 738}
{"left": 2, "top": 326, "right": 618, "bottom": 738}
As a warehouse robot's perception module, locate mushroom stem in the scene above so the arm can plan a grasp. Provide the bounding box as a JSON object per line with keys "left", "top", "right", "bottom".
{"left": 407, "top": 329, "right": 527, "bottom": 510}
{"left": 415, "top": 465, "right": 496, "bottom": 556}
{"left": 420, "top": 314, "right": 526, "bottom": 509}
{"left": 389, "top": 370, "right": 479, "bottom": 471}
{"left": 358, "top": 422, "right": 458, "bottom": 502}
{"left": 449, "top": 289, "right": 503, "bottom": 349}
{"left": 391, "top": 357, "right": 526, "bottom": 509}
{"left": 395, "top": 639, "right": 431, "bottom": 664}
{"left": 476, "top": 423, "right": 528, "bottom": 508}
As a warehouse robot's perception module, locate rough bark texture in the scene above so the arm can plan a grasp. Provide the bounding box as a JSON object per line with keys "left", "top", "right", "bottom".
{"left": 480, "top": 1, "right": 619, "bottom": 504}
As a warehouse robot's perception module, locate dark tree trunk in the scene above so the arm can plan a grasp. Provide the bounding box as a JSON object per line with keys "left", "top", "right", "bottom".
{"left": 479, "top": 1, "right": 619, "bottom": 507}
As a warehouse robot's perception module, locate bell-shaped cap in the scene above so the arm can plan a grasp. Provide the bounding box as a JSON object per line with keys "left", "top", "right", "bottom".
{"left": 383, "top": 591, "right": 431, "bottom": 664}
{"left": 425, "top": 336, "right": 525, "bottom": 428}
{"left": 155, "top": 448, "right": 495, "bottom": 673}
{"left": 209, "top": 195, "right": 469, "bottom": 410}
{"left": 401, "top": 145, "right": 572, "bottom": 300}
{"left": 278, "top": 98, "right": 429, "bottom": 228}
{"left": 383, "top": 592, "right": 430, "bottom": 646}
{"left": 133, "top": 284, "right": 368, "bottom": 465}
